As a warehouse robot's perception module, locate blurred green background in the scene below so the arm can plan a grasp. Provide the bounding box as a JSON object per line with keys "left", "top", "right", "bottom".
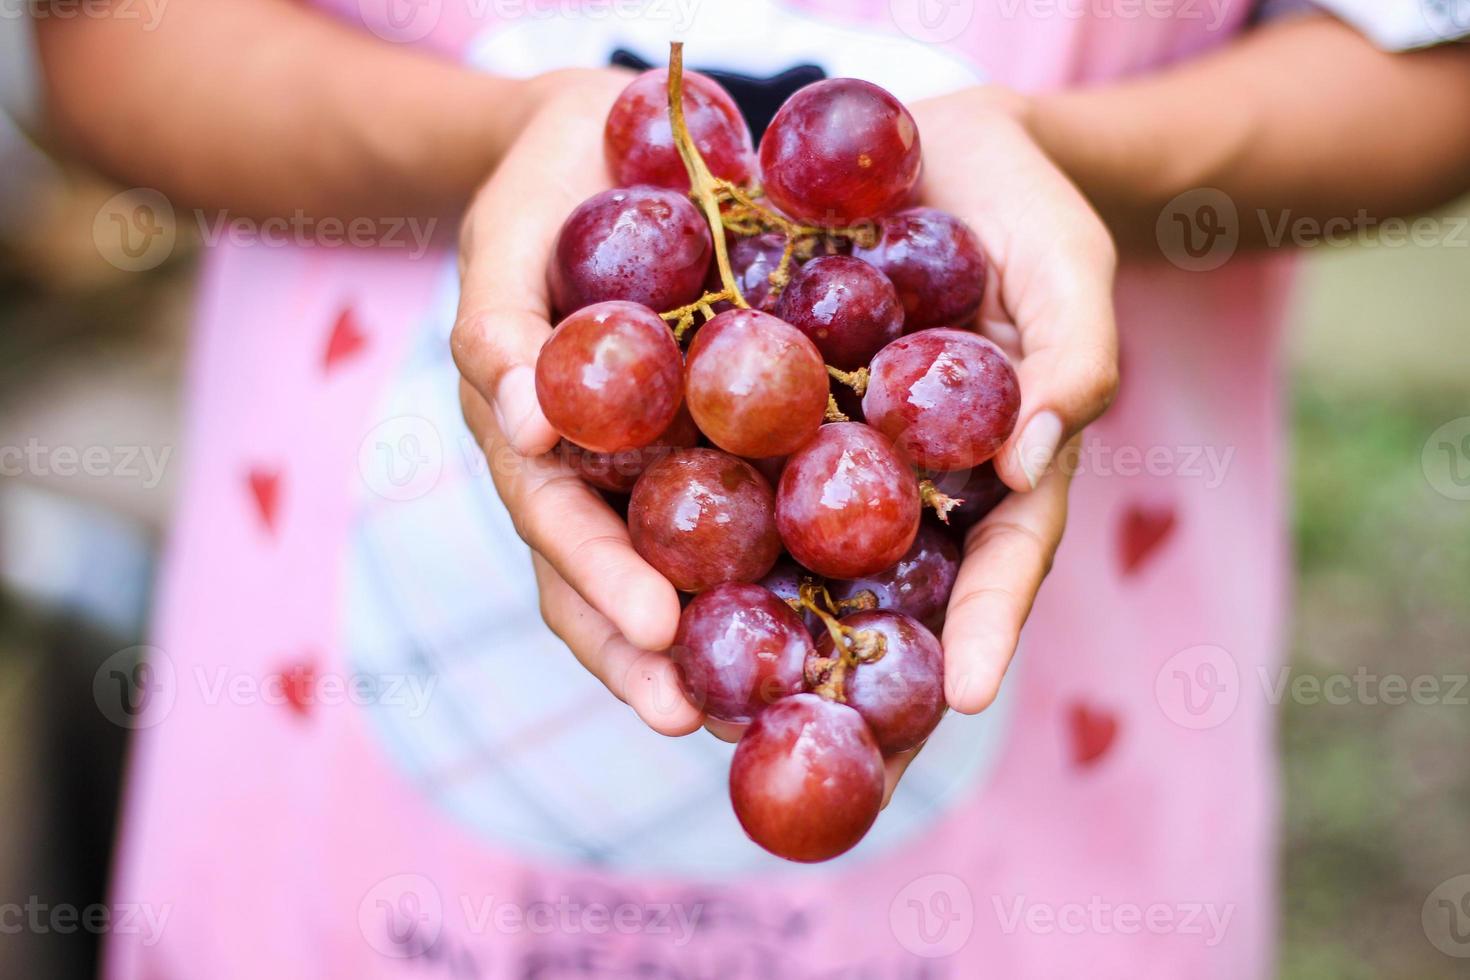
{"left": 1, "top": 175, "right": 1467, "bottom": 977}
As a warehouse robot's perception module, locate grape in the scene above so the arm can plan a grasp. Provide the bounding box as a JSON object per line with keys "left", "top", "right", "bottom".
{"left": 684, "top": 309, "right": 828, "bottom": 458}
{"left": 773, "top": 255, "right": 903, "bottom": 370}
{"left": 852, "top": 207, "right": 987, "bottom": 331}
{"left": 828, "top": 522, "right": 959, "bottom": 633}
{"left": 671, "top": 583, "right": 813, "bottom": 723}
{"left": 862, "top": 328, "right": 1021, "bottom": 472}
{"left": 757, "top": 558, "right": 825, "bottom": 636}
{"left": 810, "top": 612, "right": 945, "bottom": 756}
{"left": 728, "top": 693, "right": 884, "bottom": 862}
{"left": 558, "top": 406, "right": 700, "bottom": 493}
{"left": 628, "top": 448, "right": 781, "bottom": 592}
{"left": 759, "top": 78, "right": 921, "bottom": 226}
{"left": 776, "top": 423, "right": 920, "bottom": 579}
{"left": 535, "top": 301, "right": 684, "bottom": 454}
{"left": 548, "top": 187, "right": 712, "bottom": 315}
{"left": 709, "top": 232, "right": 789, "bottom": 312}
{"left": 604, "top": 69, "right": 755, "bottom": 192}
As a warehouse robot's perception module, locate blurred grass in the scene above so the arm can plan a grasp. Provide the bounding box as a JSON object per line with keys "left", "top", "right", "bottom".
{"left": 1281, "top": 195, "right": 1470, "bottom": 980}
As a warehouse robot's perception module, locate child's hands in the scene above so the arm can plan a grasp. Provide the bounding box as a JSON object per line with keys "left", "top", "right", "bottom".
{"left": 912, "top": 89, "right": 1119, "bottom": 718}
{"left": 453, "top": 79, "right": 1118, "bottom": 794}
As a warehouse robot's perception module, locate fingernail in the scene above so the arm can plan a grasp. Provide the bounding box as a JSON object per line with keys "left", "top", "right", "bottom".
{"left": 492, "top": 366, "right": 538, "bottom": 451}
{"left": 1016, "top": 411, "right": 1063, "bottom": 489}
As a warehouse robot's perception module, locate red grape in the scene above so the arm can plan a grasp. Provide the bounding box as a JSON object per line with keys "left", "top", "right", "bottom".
{"left": 776, "top": 423, "right": 920, "bottom": 579}
{"left": 557, "top": 406, "right": 700, "bottom": 493}
{"left": 759, "top": 78, "right": 921, "bottom": 226}
{"left": 671, "top": 583, "right": 813, "bottom": 723}
{"left": 628, "top": 448, "right": 781, "bottom": 592}
{"left": 852, "top": 207, "right": 987, "bottom": 331}
{"left": 728, "top": 693, "right": 884, "bottom": 862}
{"left": 757, "top": 558, "right": 825, "bottom": 636}
{"left": 709, "top": 232, "right": 789, "bottom": 313}
{"left": 535, "top": 301, "right": 684, "bottom": 453}
{"left": 828, "top": 522, "right": 959, "bottom": 633}
{"left": 604, "top": 69, "right": 755, "bottom": 192}
{"left": 862, "top": 328, "right": 1021, "bottom": 472}
{"left": 810, "top": 611, "right": 945, "bottom": 756}
{"left": 773, "top": 255, "right": 903, "bottom": 370}
{"left": 548, "top": 187, "right": 712, "bottom": 315}
{"left": 684, "top": 309, "right": 828, "bottom": 458}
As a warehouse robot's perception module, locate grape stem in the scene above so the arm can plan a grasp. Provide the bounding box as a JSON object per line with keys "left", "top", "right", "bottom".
{"left": 796, "top": 580, "right": 886, "bottom": 703}
{"left": 824, "top": 394, "right": 850, "bottom": 423}
{"left": 919, "top": 479, "right": 964, "bottom": 524}
{"left": 667, "top": 43, "right": 749, "bottom": 314}
{"left": 826, "top": 365, "right": 869, "bottom": 396}
{"left": 660, "top": 287, "right": 735, "bottom": 341}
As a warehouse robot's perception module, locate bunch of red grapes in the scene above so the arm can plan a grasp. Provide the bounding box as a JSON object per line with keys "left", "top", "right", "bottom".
{"left": 535, "top": 45, "right": 1018, "bottom": 863}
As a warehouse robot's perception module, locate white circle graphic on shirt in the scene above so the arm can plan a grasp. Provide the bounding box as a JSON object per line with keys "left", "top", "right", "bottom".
{"left": 1422, "top": 874, "right": 1470, "bottom": 958}
{"left": 889, "top": 873, "right": 975, "bottom": 957}
{"left": 93, "top": 189, "right": 176, "bottom": 273}
{"left": 358, "top": 415, "right": 444, "bottom": 502}
{"left": 1154, "top": 644, "right": 1239, "bottom": 730}
{"left": 1422, "top": 416, "right": 1470, "bottom": 501}
{"left": 93, "top": 645, "right": 177, "bottom": 730}
{"left": 1156, "top": 188, "right": 1239, "bottom": 272}
{"left": 359, "top": 873, "right": 445, "bottom": 958}
{"left": 889, "top": 0, "right": 975, "bottom": 44}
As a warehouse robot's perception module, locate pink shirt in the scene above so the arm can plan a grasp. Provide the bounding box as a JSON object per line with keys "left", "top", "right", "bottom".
{"left": 108, "top": 3, "right": 1292, "bottom": 976}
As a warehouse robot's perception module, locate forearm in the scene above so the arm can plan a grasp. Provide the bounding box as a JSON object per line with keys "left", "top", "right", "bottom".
{"left": 34, "top": 0, "right": 532, "bottom": 221}
{"left": 1026, "top": 15, "right": 1470, "bottom": 250}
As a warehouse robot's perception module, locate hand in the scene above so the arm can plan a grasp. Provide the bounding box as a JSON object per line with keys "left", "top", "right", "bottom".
{"left": 897, "top": 89, "right": 1117, "bottom": 772}
{"left": 452, "top": 69, "right": 701, "bottom": 737}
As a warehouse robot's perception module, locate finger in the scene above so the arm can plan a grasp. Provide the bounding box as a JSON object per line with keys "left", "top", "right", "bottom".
{"left": 533, "top": 554, "right": 702, "bottom": 737}
{"left": 450, "top": 85, "right": 620, "bottom": 457}
{"left": 462, "top": 381, "right": 682, "bottom": 651}
{"left": 919, "top": 114, "right": 1118, "bottom": 492}
{"left": 941, "top": 441, "right": 1076, "bottom": 714}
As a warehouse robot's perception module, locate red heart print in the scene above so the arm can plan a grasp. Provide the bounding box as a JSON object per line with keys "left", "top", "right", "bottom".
{"left": 1069, "top": 702, "right": 1119, "bottom": 768}
{"left": 322, "top": 306, "right": 367, "bottom": 373}
{"left": 1118, "top": 503, "right": 1177, "bottom": 576}
{"left": 246, "top": 468, "right": 281, "bottom": 534}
